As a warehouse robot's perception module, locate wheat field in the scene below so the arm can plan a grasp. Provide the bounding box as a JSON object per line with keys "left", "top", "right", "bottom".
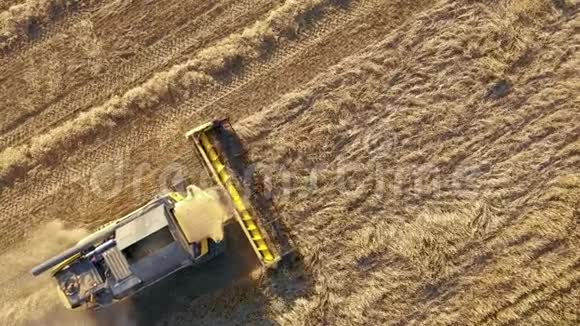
{"left": 0, "top": 0, "right": 578, "bottom": 325}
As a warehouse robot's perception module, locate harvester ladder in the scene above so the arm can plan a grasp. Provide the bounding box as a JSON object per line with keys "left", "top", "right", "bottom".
{"left": 198, "top": 132, "right": 276, "bottom": 263}
{"left": 102, "top": 247, "right": 132, "bottom": 281}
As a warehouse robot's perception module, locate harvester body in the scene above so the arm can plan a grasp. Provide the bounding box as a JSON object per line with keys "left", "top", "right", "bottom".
{"left": 31, "top": 119, "right": 284, "bottom": 310}
{"left": 32, "top": 186, "right": 227, "bottom": 309}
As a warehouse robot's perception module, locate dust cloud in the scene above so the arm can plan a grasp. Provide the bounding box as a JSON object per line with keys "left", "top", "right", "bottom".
{"left": 173, "top": 186, "right": 230, "bottom": 243}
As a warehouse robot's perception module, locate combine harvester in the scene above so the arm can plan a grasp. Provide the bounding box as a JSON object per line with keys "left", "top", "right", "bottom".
{"left": 31, "top": 119, "right": 290, "bottom": 310}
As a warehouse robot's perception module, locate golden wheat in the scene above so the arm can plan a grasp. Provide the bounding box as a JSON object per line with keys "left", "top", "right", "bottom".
{"left": 0, "top": 0, "right": 578, "bottom": 324}
{"left": 229, "top": 0, "right": 579, "bottom": 324}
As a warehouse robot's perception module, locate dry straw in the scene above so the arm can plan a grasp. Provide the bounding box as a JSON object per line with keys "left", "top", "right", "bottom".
{"left": 0, "top": 0, "right": 100, "bottom": 50}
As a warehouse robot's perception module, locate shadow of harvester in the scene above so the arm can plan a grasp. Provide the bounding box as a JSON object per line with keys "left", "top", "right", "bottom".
{"left": 124, "top": 222, "right": 272, "bottom": 326}
{"left": 119, "top": 212, "right": 310, "bottom": 325}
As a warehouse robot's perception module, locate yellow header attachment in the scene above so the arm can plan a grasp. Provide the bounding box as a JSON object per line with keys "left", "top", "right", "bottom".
{"left": 186, "top": 119, "right": 280, "bottom": 267}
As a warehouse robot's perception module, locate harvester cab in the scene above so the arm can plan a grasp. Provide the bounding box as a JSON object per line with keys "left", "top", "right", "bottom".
{"left": 30, "top": 118, "right": 288, "bottom": 310}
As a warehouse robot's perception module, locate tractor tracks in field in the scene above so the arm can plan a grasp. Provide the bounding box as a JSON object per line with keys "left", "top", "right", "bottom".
{"left": 0, "top": 0, "right": 434, "bottom": 251}
{"left": 0, "top": 0, "right": 276, "bottom": 150}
